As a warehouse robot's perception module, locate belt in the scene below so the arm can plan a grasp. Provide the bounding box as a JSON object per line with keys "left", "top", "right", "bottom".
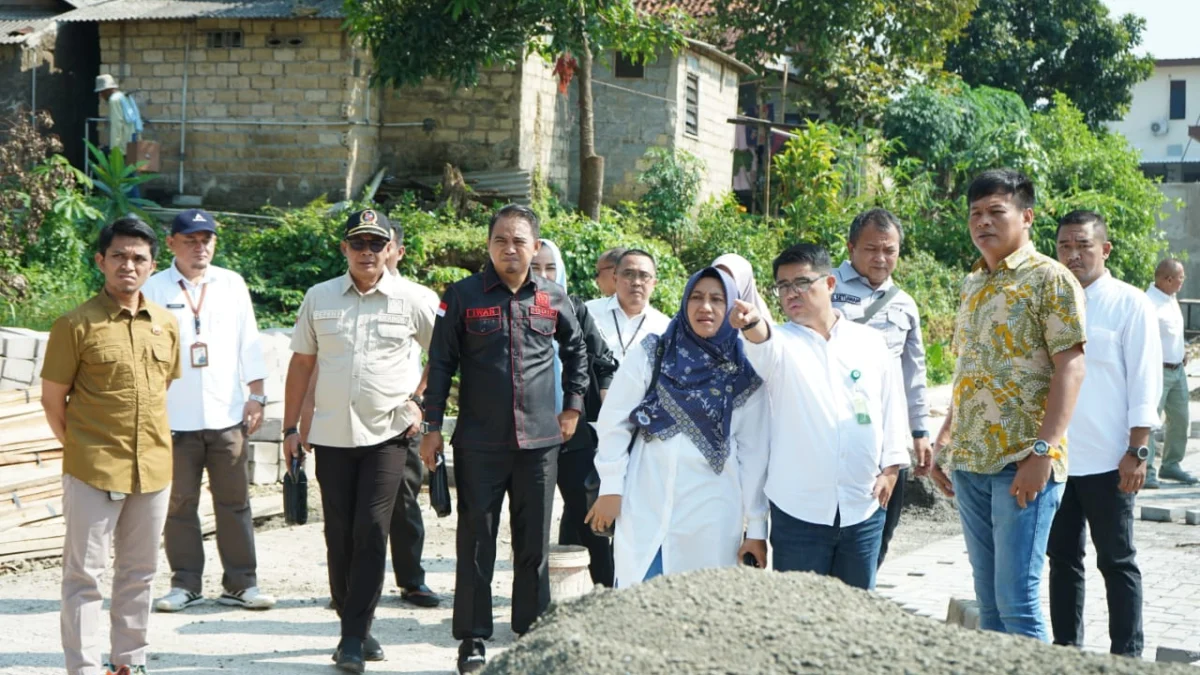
{"left": 1165, "top": 362, "right": 1184, "bottom": 370}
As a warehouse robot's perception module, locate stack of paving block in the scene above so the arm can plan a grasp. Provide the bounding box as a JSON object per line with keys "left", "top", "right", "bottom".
{"left": 0, "top": 328, "right": 49, "bottom": 391}
{"left": 245, "top": 329, "right": 292, "bottom": 485}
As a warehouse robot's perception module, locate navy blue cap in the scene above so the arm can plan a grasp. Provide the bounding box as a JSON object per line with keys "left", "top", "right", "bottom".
{"left": 171, "top": 209, "right": 218, "bottom": 235}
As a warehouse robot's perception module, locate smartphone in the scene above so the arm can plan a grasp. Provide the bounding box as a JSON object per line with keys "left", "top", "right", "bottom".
{"left": 742, "top": 552, "right": 760, "bottom": 568}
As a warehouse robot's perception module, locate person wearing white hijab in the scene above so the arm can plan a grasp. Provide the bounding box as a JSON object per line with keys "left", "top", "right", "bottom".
{"left": 532, "top": 239, "right": 620, "bottom": 586}
{"left": 713, "top": 253, "right": 773, "bottom": 324}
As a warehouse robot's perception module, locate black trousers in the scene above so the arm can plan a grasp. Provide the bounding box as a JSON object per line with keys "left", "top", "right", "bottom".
{"left": 452, "top": 445, "right": 557, "bottom": 640}
{"left": 1047, "top": 470, "right": 1143, "bottom": 656}
{"left": 877, "top": 467, "right": 908, "bottom": 567}
{"left": 314, "top": 440, "right": 406, "bottom": 640}
{"left": 389, "top": 434, "right": 427, "bottom": 589}
{"left": 556, "top": 447, "right": 614, "bottom": 587}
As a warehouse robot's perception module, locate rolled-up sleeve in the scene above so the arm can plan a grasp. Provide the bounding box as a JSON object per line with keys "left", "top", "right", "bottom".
{"left": 1126, "top": 295, "right": 1164, "bottom": 429}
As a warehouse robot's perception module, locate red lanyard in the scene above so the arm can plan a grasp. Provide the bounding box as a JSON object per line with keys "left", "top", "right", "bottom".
{"left": 178, "top": 280, "right": 207, "bottom": 335}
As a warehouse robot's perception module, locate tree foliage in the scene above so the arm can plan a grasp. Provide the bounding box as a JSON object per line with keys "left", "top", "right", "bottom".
{"left": 712, "top": 0, "right": 977, "bottom": 123}
{"left": 944, "top": 0, "right": 1155, "bottom": 127}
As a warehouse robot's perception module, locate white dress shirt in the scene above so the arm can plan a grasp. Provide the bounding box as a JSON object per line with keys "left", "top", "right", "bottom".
{"left": 588, "top": 295, "right": 671, "bottom": 362}
{"left": 743, "top": 315, "right": 909, "bottom": 527}
{"left": 142, "top": 262, "right": 267, "bottom": 431}
{"left": 1146, "top": 283, "right": 1185, "bottom": 365}
{"left": 1069, "top": 273, "right": 1162, "bottom": 476}
{"left": 595, "top": 338, "right": 769, "bottom": 587}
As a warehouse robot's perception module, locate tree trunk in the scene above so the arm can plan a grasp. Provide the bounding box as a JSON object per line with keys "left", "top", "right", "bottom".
{"left": 577, "top": 37, "right": 603, "bottom": 221}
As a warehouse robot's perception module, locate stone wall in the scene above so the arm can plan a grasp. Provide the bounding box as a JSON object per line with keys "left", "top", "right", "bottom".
{"left": 673, "top": 50, "right": 741, "bottom": 203}
{"left": 97, "top": 18, "right": 376, "bottom": 209}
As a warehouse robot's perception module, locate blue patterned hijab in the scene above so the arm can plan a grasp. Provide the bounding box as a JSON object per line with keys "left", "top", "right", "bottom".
{"left": 628, "top": 267, "right": 762, "bottom": 474}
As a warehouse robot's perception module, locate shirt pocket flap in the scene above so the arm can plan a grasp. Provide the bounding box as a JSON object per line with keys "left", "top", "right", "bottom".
{"left": 314, "top": 319, "right": 340, "bottom": 336}
{"left": 887, "top": 307, "right": 913, "bottom": 331}
{"left": 151, "top": 341, "right": 174, "bottom": 362}
{"left": 82, "top": 346, "right": 120, "bottom": 365}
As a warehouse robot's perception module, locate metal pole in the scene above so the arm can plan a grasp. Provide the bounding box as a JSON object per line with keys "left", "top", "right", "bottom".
{"left": 764, "top": 123, "right": 772, "bottom": 219}
{"left": 779, "top": 62, "right": 788, "bottom": 124}
{"left": 30, "top": 63, "right": 37, "bottom": 124}
{"left": 178, "top": 28, "right": 191, "bottom": 193}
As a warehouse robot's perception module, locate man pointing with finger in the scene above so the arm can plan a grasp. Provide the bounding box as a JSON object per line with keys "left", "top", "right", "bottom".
{"left": 421, "top": 204, "right": 588, "bottom": 675}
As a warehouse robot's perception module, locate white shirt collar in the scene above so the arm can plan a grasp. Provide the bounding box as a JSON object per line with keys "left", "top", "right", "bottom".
{"left": 837, "top": 260, "right": 893, "bottom": 292}
{"left": 1147, "top": 282, "right": 1174, "bottom": 301}
{"left": 608, "top": 294, "right": 650, "bottom": 320}
{"left": 169, "top": 260, "right": 214, "bottom": 287}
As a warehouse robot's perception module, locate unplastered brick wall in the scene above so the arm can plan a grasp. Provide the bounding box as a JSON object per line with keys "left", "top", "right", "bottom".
{"left": 674, "top": 50, "right": 740, "bottom": 202}
{"left": 98, "top": 18, "right": 378, "bottom": 209}
{"left": 518, "top": 53, "right": 572, "bottom": 192}
{"left": 378, "top": 63, "right": 522, "bottom": 178}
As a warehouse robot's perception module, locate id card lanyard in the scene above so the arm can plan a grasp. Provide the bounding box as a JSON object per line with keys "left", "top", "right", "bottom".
{"left": 850, "top": 369, "right": 871, "bottom": 424}
{"left": 178, "top": 279, "right": 209, "bottom": 368}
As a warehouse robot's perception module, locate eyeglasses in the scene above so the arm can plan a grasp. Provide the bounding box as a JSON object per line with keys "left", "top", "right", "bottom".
{"left": 619, "top": 269, "right": 656, "bottom": 283}
{"left": 772, "top": 275, "right": 828, "bottom": 298}
{"left": 347, "top": 237, "right": 388, "bottom": 253}
{"left": 594, "top": 265, "right": 615, "bottom": 279}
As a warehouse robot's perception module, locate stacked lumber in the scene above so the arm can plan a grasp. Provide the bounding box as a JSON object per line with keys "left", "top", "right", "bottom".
{"left": 0, "top": 327, "right": 48, "bottom": 390}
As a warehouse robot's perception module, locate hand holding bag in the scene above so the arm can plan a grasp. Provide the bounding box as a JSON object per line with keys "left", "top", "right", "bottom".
{"left": 429, "top": 452, "right": 452, "bottom": 518}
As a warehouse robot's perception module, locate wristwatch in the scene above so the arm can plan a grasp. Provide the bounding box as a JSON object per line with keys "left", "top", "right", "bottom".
{"left": 1031, "top": 439, "right": 1062, "bottom": 460}
{"left": 284, "top": 426, "right": 300, "bottom": 439}
{"left": 1126, "top": 445, "right": 1150, "bottom": 463}
{"left": 911, "top": 430, "right": 930, "bottom": 439}
{"left": 248, "top": 394, "right": 268, "bottom": 406}
{"left": 408, "top": 393, "right": 425, "bottom": 411}
{"left": 421, "top": 421, "right": 441, "bottom": 434}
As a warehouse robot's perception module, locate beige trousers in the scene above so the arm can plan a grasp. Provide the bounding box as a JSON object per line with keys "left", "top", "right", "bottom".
{"left": 60, "top": 473, "right": 170, "bottom": 675}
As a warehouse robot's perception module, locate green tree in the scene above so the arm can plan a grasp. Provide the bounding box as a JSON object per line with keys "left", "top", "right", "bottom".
{"left": 343, "top": 0, "right": 689, "bottom": 220}
{"left": 637, "top": 147, "right": 704, "bottom": 254}
{"left": 712, "top": 0, "right": 977, "bottom": 123}
{"left": 945, "top": 0, "right": 1155, "bottom": 127}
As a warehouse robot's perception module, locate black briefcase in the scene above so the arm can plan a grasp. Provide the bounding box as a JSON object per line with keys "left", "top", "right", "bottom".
{"left": 283, "top": 457, "right": 308, "bottom": 525}
{"left": 429, "top": 453, "right": 451, "bottom": 518}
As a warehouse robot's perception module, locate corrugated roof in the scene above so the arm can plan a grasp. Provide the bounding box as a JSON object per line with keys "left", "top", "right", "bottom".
{"left": 56, "top": 0, "right": 344, "bottom": 22}
{"left": 0, "top": 11, "right": 58, "bottom": 44}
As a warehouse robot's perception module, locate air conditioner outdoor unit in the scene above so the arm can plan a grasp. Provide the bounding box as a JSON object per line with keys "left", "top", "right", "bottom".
{"left": 1151, "top": 119, "right": 1170, "bottom": 136}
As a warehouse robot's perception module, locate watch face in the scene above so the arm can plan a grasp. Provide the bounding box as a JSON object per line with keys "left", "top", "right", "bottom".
{"left": 1033, "top": 440, "right": 1049, "bottom": 456}
{"left": 1137, "top": 446, "right": 1150, "bottom": 460}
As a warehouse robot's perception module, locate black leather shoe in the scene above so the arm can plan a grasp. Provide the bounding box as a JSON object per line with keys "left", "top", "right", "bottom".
{"left": 333, "top": 637, "right": 365, "bottom": 673}
{"left": 401, "top": 584, "right": 440, "bottom": 608}
{"left": 364, "top": 634, "right": 385, "bottom": 662}
{"left": 456, "top": 638, "right": 486, "bottom": 674}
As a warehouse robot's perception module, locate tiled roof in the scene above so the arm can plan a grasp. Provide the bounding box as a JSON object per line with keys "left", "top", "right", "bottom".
{"left": 55, "top": 0, "right": 343, "bottom": 22}
{"left": 635, "top": 0, "right": 717, "bottom": 17}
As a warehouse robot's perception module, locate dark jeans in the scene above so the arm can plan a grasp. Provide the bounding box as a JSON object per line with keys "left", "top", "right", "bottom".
{"left": 1047, "top": 470, "right": 1143, "bottom": 656}
{"left": 556, "top": 447, "right": 614, "bottom": 587}
{"left": 877, "top": 467, "right": 908, "bottom": 567}
{"left": 389, "top": 434, "right": 427, "bottom": 589}
{"left": 314, "top": 440, "right": 406, "bottom": 640}
{"left": 770, "top": 503, "right": 886, "bottom": 590}
{"left": 453, "top": 445, "right": 557, "bottom": 640}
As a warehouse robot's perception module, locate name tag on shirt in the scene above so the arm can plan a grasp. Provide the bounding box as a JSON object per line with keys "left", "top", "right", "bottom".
{"left": 387, "top": 297, "right": 408, "bottom": 315}
{"left": 377, "top": 313, "right": 409, "bottom": 324}
{"left": 832, "top": 293, "right": 862, "bottom": 305}
{"left": 313, "top": 310, "right": 343, "bottom": 320}
{"left": 166, "top": 303, "right": 185, "bottom": 309}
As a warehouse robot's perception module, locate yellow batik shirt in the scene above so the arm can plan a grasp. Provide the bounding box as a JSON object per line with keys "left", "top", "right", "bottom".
{"left": 947, "top": 242, "right": 1086, "bottom": 481}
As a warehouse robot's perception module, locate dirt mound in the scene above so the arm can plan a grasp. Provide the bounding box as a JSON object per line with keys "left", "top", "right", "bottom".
{"left": 486, "top": 567, "right": 1187, "bottom": 674}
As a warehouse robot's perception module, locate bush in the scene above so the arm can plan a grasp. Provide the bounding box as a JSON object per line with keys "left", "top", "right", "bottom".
{"left": 891, "top": 250, "right": 962, "bottom": 385}
{"left": 637, "top": 147, "right": 705, "bottom": 254}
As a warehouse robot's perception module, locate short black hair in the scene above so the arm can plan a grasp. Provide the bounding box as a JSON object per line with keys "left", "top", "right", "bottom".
{"left": 848, "top": 208, "right": 904, "bottom": 246}
{"left": 967, "top": 169, "right": 1036, "bottom": 211}
{"left": 488, "top": 203, "right": 540, "bottom": 238}
{"left": 616, "top": 248, "right": 657, "bottom": 272}
{"left": 389, "top": 219, "right": 404, "bottom": 246}
{"left": 773, "top": 243, "right": 831, "bottom": 278}
{"left": 599, "top": 247, "right": 628, "bottom": 267}
{"left": 1056, "top": 210, "right": 1108, "bottom": 242}
{"left": 98, "top": 216, "right": 159, "bottom": 259}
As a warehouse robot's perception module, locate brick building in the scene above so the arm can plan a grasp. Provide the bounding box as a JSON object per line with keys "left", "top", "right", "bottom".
{"left": 50, "top": 0, "right": 752, "bottom": 210}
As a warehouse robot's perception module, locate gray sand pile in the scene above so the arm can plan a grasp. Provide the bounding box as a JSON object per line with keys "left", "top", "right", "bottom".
{"left": 485, "top": 567, "right": 1189, "bottom": 674}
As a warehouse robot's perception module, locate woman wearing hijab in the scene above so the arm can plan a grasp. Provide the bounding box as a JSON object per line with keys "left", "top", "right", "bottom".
{"left": 586, "top": 267, "right": 769, "bottom": 587}
{"left": 713, "top": 253, "right": 773, "bottom": 324}
{"left": 531, "top": 239, "right": 620, "bottom": 586}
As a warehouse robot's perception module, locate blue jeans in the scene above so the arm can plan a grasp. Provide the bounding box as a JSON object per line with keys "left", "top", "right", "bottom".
{"left": 953, "top": 465, "right": 1063, "bottom": 641}
{"left": 769, "top": 503, "right": 886, "bottom": 590}
{"left": 643, "top": 548, "right": 664, "bottom": 582}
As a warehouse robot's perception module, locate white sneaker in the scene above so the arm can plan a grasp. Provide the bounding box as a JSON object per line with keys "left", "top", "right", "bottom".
{"left": 154, "top": 588, "right": 204, "bottom": 612}
{"left": 217, "top": 586, "right": 276, "bottom": 610}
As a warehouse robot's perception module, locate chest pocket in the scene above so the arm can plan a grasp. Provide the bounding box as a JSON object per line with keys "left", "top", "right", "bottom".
{"left": 527, "top": 306, "right": 558, "bottom": 336}
{"left": 881, "top": 307, "right": 913, "bottom": 352}
{"left": 147, "top": 340, "right": 175, "bottom": 391}
{"left": 313, "top": 309, "right": 347, "bottom": 358}
{"left": 81, "top": 345, "right": 133, "bottom": 392}
{"left": 465, "top": 306, "right": 503, "bottom": 336}
{"left": 1086, "top": 326, "right": 1121, "bottom": 365}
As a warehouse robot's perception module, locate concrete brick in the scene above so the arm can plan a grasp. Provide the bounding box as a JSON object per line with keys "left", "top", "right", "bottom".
{"left": 1156, "top": 646, "right": 1200, "bottom": 663}
{"left": 229, "top": 76, "right": 250, "bottom": 90}
{"left": 0, "top": 329, "right": 45, "bottom": 360}
{"left": 274, "top": 48, "right": 296, "bottom": 62}
{"left": 143, "top": 50, "right": 164, "bottom": 63}
{"left": 216, "top": 62, "right": 240, "bottom": 76}
{"left": 261, "top": 62, "right": 283, "bottom": 76}
{"left": 251, "top": 103, "right": 274, "bottom": 117}
{"left": 304, "top": 90, "right": 327, "bottom": 102}
{"left": 250, "top": 441, "right": 282, "bottom": 465}
{"left": 1186, "top": 509, "right": 1200, "bottom": 526}
{"left": 239, "top": 62, "right": 262, "bottom": 75}
{"left": 1141, "top": 505, "right": 1179, "bottom": 522}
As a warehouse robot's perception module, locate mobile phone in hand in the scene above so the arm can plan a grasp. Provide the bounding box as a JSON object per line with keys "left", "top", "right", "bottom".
{"left": 742, "top": 552, "right": 760, "bottom": 568}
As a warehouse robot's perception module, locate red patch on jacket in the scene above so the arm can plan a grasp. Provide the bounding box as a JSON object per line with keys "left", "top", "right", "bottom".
{"left": 466, "top": 306, "right": 501, "bottom": 319}
{"left": 528, "top": 305, "right": 558, "bottom": 319}
{"left": 535, "top": 291, "right": 550, "bottom": 308}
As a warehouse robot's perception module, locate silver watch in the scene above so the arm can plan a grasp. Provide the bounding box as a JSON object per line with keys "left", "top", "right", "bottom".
{"left": 248, "top": 394, "right": 268, "bottom": 406}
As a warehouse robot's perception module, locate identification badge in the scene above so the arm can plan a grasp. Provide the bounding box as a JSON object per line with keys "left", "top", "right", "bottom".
{"left": 850, "top": 369, "right": 870, "bottom": 424}
{"left": 190, "top": 342, "right": 210, "bottom": 368}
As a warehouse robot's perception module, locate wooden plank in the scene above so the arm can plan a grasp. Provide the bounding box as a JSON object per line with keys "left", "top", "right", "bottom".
{"left": 0, "top": 450, "right": 62, "bottom": 467}
{"left": 0, "top": 499, "right": 62, "bottom": 532}
{"left": 0, "top": 386, "right": 41, "bottom": 406}
{"left": 0, "top": 533, "right": 63, "bottom": 557}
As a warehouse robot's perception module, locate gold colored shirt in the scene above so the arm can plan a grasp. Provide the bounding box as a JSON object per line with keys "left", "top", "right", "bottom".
{"left": 947, "top": 243, "right": 1086, "bottom": 481}
{"left": 42, "top": 292, "right": 182, "bottom": 493}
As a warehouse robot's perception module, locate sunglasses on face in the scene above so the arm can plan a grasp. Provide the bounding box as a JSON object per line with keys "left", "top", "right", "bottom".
{"left": 347, "top": 237, "right": 388, "bottom": 253}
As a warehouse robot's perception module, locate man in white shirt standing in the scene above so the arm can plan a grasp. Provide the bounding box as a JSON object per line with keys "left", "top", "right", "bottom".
{"left": 730, "top": 243, "right": 909, "bottom": 590}
{"left": 1050, "top": 211, "right": 1159, "bottom": 657}
{"left": 1146, "top": 257, "right": 1198, "bottom": 487}
{"left": 586, "top": 249, "right": 671, "bottom": 363}
{"left": 586, "top": 247, "right": 626, "bottom": 302}
{"left": 143, "top": 209, "right": 276, "bottom": 612}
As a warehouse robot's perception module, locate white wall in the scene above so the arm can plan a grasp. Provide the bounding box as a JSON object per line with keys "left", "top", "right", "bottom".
{"left": 1108, "top": 63, "right": 1200, "bottom": 164}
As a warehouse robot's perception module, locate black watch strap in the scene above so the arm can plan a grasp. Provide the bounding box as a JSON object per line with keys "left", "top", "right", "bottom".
{"left": 284, "top": 426, "right": 300, "bottom": 438}
{"left": 408, "top": 393, "right": 425, "bottom": 411}
{"left": 912, "top": 430, "right": 930, "bottom": 439}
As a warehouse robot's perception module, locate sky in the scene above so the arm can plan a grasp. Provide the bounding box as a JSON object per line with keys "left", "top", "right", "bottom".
{"left": 1101, "top": 0, "right": 1200, "bottom": 60}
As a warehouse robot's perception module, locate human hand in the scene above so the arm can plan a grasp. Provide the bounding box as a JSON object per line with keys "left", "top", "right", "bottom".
{"left": 912, "top": 436, "right": 933, "bottom": 477}
{"left": 728, "top": 299, "right": 760, "bottom": 330}
{"left": 283, "top": 431, "right": 308, "bottom": 467}
{"left": 242, "top": 401, "right": 264, "bottom": 436}
{"left": 1010, "top": 454, "right": 1053, "bottom": 508}
{"left": 558, "top": 410, "right": 580, "bottom": 441}
{"left": 584, "top": 494, "right": 621, "bottom": 533}
{"left": 404, "top": 400, "right": 424, "bottom": 439}
{"left": 873, "top": 470, "right": 899, "bottom": 507}
{"left": 419, "top": 431, "right": 444, "bottom": 472}
{"left": 737, "top": 538, "right": 767, "bottom": 568}
{"left": 1117, "top": 452, "right": 1146, "bottom": 494}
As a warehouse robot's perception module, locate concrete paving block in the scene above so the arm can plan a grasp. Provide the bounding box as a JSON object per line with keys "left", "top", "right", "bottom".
{"left": 247, "top": 459, "right": 280, "bottom": 485}
{"left": 0, "top": 329, "right": 46, "bottom": 360}
{"left": 250, "top": 441, "right": 282, "bottom": 466}
{"left": 946, "top": 597, "right": 980, "bottom": 630}
{"left": 263, "top": 401, "right": 284, "bottom": 419}
{"left": 1156, "top": 646, "right": 1200, "bottom": 664}
{"left": 249, "top": 418, "right": 283, "bottom": 442}
{"left": 1141, "top": 505, "right": 1178, "bottom": 523}
{"left": 0, "top": 377, "right": 30, "bottom": 390}
{"left": 1185, "top": 509, "right": 1200, "bottom": 526}
{"left": 1, "top": 358, "right": 38, "bottom": 384}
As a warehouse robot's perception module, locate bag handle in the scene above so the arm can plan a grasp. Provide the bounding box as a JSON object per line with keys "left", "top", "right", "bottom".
{"left": 853, "top": 285, "right": 901, "bottom": 324}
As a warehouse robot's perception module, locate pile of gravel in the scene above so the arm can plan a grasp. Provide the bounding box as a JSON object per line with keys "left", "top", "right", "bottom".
{"left": 485, "top": 567, "right": 1188, "bottom": 674}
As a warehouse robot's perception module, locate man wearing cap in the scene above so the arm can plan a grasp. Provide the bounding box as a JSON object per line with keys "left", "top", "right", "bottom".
{"left": 283, "top": 209, "right": 437, "bottom": 671}
{"left": 142, "top": 209, "right": 275, "bottom": 614}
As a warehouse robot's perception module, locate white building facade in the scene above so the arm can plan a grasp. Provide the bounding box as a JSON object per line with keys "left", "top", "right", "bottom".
{"left": 1109, "top": 58, "right": 1200, "bottom": 182}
